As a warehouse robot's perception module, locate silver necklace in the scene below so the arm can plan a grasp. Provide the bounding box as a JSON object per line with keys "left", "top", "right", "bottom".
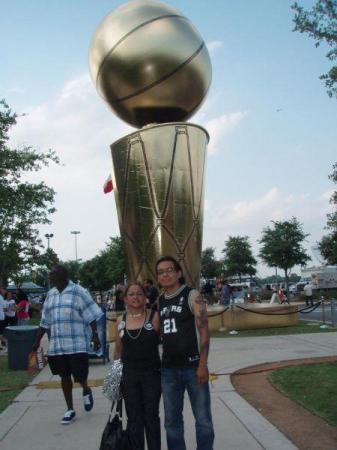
{"left": 128, "top": 312, "right": 144, "bottom": 318}
{"left": 126, "top": 312, "right": 146, "bottom": 340}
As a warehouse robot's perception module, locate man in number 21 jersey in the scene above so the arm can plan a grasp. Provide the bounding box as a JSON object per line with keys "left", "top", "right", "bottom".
{"left": 157, "top": 256, "right": 214, "bottom": 450}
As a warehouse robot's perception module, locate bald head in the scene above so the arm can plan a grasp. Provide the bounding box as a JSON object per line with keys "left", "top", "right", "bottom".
{"left": 49, "top": 265, "right": 69, "bottom": 291}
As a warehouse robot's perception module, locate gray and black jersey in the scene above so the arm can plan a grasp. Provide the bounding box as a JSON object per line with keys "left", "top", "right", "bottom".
{"left": 159, "top": 284, "right": 200, "bottom": 368}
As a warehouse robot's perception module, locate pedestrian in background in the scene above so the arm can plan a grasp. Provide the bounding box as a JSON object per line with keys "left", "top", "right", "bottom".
{"left": 215, "top": 280, "right": 223, "bottom": 304}
{"left": 113, "top": 284, "right": 126, "bottom": 311}
{"left": 16, "top": 289, "right": 30, "bottom": 325}
{"left": 5, "top": 290, "right": 17, "bottom": 326}
{"left": 32, "top": 265, "right": 103, "bottom": 425}
{"left": 269, "top": 286, "right": 280, "bottom": 304}
{"left": 303, "top": 282, "right": 314, "bottom": 306}
{"left": 0, "top": 287, "right": 8, "bottom": 351}
{"left": 221, "top": 281, "right": 231, "bottom": 306}
{"left": 144, "top": 279, "right": 159, "bottom": 309}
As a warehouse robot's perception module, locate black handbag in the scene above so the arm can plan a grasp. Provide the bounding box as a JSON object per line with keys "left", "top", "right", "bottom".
{"left": 99, "top": 399, "right": 132, "bottom": 450}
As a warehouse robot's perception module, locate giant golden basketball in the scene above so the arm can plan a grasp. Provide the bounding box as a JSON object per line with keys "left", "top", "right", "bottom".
{"left": 89, "top": 0, "right": 212, "bottom": 128}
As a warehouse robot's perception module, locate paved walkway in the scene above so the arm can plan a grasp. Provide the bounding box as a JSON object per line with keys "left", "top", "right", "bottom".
{"left": 1, "top": 333, "right": 336, "bottom": 450}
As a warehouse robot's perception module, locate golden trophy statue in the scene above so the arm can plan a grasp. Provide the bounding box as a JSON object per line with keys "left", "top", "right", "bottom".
{"left": 89, "top": 0, "right": 212, "bottom": 286}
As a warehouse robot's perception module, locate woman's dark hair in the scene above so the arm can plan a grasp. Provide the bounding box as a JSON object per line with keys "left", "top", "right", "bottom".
{"left": 124, "top": 282, "right": 146, "bottom": 297}
{"left": 155, "top": 256, "right": 185, "bottom": 285}
{"left": 16, "top": 289, "right": 28, "bottom": 301}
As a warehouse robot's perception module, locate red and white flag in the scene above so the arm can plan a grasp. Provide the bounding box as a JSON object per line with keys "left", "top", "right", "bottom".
{"left": 103, "top": 175, "right": 113, "bottom": 194}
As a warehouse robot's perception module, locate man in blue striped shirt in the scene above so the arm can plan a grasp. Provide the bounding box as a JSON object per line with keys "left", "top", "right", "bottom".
{"left": 33, "top": 265, "right": 103, "bottom": 424}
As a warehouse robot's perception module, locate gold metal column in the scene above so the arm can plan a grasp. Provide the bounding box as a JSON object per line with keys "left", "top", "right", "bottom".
{"left": 111, "top": 122, "right": 208, "bottom": 287}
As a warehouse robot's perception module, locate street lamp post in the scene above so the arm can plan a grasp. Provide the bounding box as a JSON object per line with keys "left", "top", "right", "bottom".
{"left": 70, "top": 231, "right": 81, "bottom": 262}
{"left": 45, "top": 233, "right": 54, "bottom": 291}
{"left": 45, "top": 233, "right": 54, "bottom": 250}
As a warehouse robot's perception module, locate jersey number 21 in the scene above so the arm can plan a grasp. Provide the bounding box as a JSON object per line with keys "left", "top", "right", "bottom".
{"left": 163, "top": 318, "right": 178, "bottom": 334}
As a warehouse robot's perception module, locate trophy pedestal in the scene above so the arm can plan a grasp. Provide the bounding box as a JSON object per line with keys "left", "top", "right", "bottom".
{"left": 111, "top": 122, "right": 208, "bottom": 287}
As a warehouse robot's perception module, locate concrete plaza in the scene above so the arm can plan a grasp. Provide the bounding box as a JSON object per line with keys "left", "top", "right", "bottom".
{"left": 1, "top": 333, "right": 336, "bottom": 449}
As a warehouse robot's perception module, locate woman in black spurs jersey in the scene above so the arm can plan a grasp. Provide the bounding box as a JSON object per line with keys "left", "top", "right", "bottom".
{"left": 156, "top": 256, "right": 214, "bottom": 450}
{"left": 113, "top": 282, "right": 161, "bottom": 450}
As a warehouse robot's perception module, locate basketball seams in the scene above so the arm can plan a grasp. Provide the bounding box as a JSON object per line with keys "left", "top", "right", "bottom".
{"left": 96, "top": 14, "right": 184, "bottom": 85}
{"left": 89, "top": 1, "right": 212, "bottom": 128}
{"left": 109, "top": 42, "right": 206, "bottom": 104}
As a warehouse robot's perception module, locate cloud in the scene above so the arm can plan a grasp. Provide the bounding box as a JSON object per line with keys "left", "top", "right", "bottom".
{"left": 206, "top": 40, "right": 223, "bottom": 52}
{"left": 9, "top": 73, "right": 133, "bottom": 184}
{"left": 8, "top": 73, "right": 133, "bottom": 261}
{"left": 323, "top": 189, "right": 333, "bottom": 201}
{"left": 202, "top": 111, "right": 247, "bottom": 155}
{"left": 203, "top": 187, "right": 330, "bottom": 275}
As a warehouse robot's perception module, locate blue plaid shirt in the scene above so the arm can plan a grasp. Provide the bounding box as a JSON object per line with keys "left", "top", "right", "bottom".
{"left": 40, "top": 281, "right": 103, "bottom": 356}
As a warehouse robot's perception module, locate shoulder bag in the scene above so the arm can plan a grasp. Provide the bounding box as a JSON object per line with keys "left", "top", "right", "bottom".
{"left": 99, "top": 399, "right": 132, "bottom": 450}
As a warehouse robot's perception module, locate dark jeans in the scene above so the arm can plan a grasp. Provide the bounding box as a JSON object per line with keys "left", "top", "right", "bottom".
{"left": 121, "top": 367, "right": 161, "bottom": 450}
{"left": 306, "top": 296, "right": 313, "bottom": 306}
{"left": 161, "top": 367, "right": 214, "bottom": 450}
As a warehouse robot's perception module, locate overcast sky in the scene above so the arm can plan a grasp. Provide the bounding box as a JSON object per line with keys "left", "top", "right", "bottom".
{"left": 2, "top": 0, "right": 336, "bottom": 277}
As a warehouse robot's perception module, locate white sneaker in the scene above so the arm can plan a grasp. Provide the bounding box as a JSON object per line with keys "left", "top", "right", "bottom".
{"left": 61, "top": 410, "right": 76, "bottom": 425}
{"left": 83, "top": 390, "right": 94, "bottom": 412}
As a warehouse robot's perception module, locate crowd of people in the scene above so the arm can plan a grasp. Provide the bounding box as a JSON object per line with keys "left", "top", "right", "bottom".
{"left": 31, "top": 260, "right": 214, "bottom": 450}
{"left": 202, "top": 279, "right": 261, "bottom": 305}
{"left": 0, "top": 287, "right": 32, "bottom": 351}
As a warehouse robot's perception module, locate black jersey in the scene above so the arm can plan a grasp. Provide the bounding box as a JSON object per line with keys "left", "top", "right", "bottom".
{"left": 159, "top": 285, "right": 200, "bottom": 368}
{"left": 120, "top": 309, "right": 160, "bottom": 370}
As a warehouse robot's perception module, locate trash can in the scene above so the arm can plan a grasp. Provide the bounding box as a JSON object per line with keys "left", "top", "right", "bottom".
{"left": 4, "top": 326, "right": 39, "bottom": 370}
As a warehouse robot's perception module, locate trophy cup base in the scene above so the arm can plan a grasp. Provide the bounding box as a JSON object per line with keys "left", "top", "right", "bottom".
{"left": 111, "top": 122, "right": 209, "bottom": 287}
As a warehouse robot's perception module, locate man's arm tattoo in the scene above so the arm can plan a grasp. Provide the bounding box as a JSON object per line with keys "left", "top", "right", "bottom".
{"left": 200, "top": 340, "right": 210, "bottom": 358}
{"left": 195, "top": 295, "right": 208, "bottom": 329}
{"left": 195, "top": 295, "right": 208, "bottom": 305}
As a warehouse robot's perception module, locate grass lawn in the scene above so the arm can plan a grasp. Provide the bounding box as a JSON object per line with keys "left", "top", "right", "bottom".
{"left": 269, "top": 362, "right": 337, "bottom": 427}
{"left": 211, "top": 321, "right": 337, "bottom": 338}
{"left": 0, "top": 357, "right": 35, "bottom": 414}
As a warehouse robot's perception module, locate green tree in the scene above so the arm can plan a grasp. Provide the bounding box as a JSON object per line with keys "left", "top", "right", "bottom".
{"left": 0, "top": 100, "right": 59, "bottom": 286}
{"left": 318, "top": 233, "right": 337, "bottom": 263}
{"left": 104, "top": 237, "right": 126, "bottom": 285}
{"left": 259, "top": 218, "right": 311, "bottom": 298}
{"left": 318, "top": 162, "right": 337, "bottom": 263}
{"left": 222, "top": 236, "right": 257, "bottom": 281}
{"left": 201, "top": 247, "right": 220, "bottom": 279}
{"left": 289, "top": 273, "right": 301, "bottom": 283}
{"left": 79, "top": 256, "right": 105, "bottom": 291}
{"left": 32, "top": 248, "right": 60, "bottom": 287}
{"left": 79, "top": 237, "right": 126, "bottom": 291}
{"left": 60, "top": 260, "right": 82, "bottom": 284}
{"left": 292, "top": 0, "right": 337, "bottom": 98}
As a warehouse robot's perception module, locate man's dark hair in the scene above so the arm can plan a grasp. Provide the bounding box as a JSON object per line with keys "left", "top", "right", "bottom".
{"left": 145, "top": 279, "right": 153, "bottom": 285}
{"left": 155, "top": 256, "right": 185, "bottom": 285}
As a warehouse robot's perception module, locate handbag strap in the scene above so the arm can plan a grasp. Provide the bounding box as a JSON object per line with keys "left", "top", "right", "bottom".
{"left": 116, "top": 398, "right": 123, "bottom": 418}
{"left": 108, "top": 398, "right": 123, "bottom": 422}
{"left": 108, "top": 401, "right": 115, "bottom": 422}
